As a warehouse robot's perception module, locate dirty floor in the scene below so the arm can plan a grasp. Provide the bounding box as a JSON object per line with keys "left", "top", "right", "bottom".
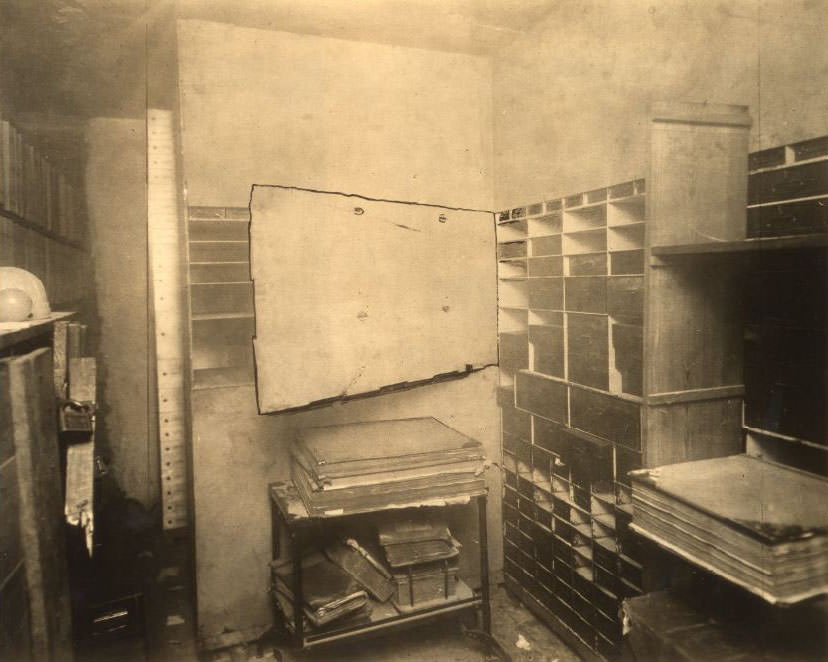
{"left": 209, "top": 585, "right": 580, "bottom": 662}
{"left": 75, "top": 530, "right": 580, "bottom": 662}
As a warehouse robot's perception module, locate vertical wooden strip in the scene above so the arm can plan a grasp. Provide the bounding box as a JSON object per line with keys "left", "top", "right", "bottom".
{"left": 68, "top": 357, "right": 96, "bottom": 403}
{"left": 52, "top": 320, "right": 69, "bottom": 399}
{"left": 147, "top": 109, "right": 188, "bottom": 529}
{"left": 67, "top": 322, "right": 86, "bottom": 360}
{"left": 65, "top": 357, "right": 96, "bottom": 553}
{"left": 7, "top": 349, "right": 73, "bottom": 661}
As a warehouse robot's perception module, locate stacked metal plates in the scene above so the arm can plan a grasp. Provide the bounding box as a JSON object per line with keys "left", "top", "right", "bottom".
{"left": 630, "top": 454, "right": 828, "bottom": 604}
{"left": 291, "top": 417, "right": 487, "bottom": 517}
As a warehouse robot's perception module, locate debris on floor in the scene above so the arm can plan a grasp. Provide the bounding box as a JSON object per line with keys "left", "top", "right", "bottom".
{"left": 202, "top": 584, "right": 579, "bottom": 662}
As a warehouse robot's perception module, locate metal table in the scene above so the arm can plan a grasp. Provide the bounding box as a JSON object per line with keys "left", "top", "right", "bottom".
{"left": 268, "top": 480, "right": 491, "bottom": 650}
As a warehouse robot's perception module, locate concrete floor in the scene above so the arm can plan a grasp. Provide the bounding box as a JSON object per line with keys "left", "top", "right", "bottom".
{"left": 75, "top": 528, "right": 580, "bottom": 662}
{"left": 210, "top": 585, "right": 580, "bottom": 662}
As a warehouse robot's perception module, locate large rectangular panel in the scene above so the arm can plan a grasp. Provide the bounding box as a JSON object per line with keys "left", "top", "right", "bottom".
{"left": 567, "top": 313, "right": 609, "bottom": 390}
{"left": 607, "top": 276, "right": 643, "bottom": 324}
{"left": 565, "top": 277, "right": 606, "bottom": 313}
{"left": 499, "top": 331, "right": 529, "bottom": 375}
{"left": 515, "top": 370, "right": 568, "bottom": 424}
{"left": 643, "top": 398, "right": 744, "bottom": 468}
{"left": 748, "top": 161, "right": 828, "bottom": 205}
{"left": 3, "top": 350, "right": 73, "bottom": 661}
{"left": 747, "top": 199, "right": 828, "bottom": 238}
{"left": 646, "top": 259, "right": 743, "bottom": 393}
{"left": 648, "top": 102, "right": 750, "bottom": 247}
{"left": 250, "top": 186, "right": 496, "bottom": 412}
{"left": 611, "top": 323, "right": 643, "bottom": 397}
{"left": 0, "top": 458, "right": 22, "bottom": 581}
{"left": 569, "top": 387, "right": 640, "bottom": 450}
{"left": 529, "top": 277, "right": 564, "bottom": 310}
{"left": 529, "top": 324, "right": 564, "bottom": 378}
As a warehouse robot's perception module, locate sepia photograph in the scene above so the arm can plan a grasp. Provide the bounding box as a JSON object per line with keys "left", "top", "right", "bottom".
{"left": 0, "top": 1, "right": 826, "bottom": 661}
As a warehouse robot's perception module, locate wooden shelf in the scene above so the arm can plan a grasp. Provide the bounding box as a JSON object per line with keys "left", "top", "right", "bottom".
{"left": 501, "top": 120, "right": 828, "bottom": 660}
{"left": 0, "top": 312, "right": 74, "bottom": 351}
{"left": 646, "top": 384, "right": 744, "bottom": 406}
{"left": 744, "top": 426, "right": 827, "bottom": 451}
{"left": 568, "top": 378, "right": 643, "bottom": 404}
{"left": 651, "top": 233, "right": 828, "bottom": 257}
{"left": 190, "top": 281, "right": 251, "bottom": 286}
{"left": 189, "top": 239, "right": 249, "bottom": 244}
{"left": 562, "top": 228, "right": 607, "bottom": 255}
{"left": 527, "top": 214, "right": 562, "bottom": 237}
{"left": 517, "top": 369, "right": 644, "bottom": 405}
{"left": 565, "top": 199, "right": 609, "bottom": 214}
{"left": 298, "top": 581, "right": 480, "bottom": 647}
{"left": 498, "top": 259, "right": 528, "bottom": 280}
{"left": 607, "top": 223, "right": 645, "bottom": 252}
{"left": 192, "top": 365, "right": 255, "bottom": 390}
{"left": 191, "top": 312, "right": 255, "bottom": 322}
{"left": 188, "top": 220, "right": 249, "bottom": 241}
{"left": 0, "top": 208, "right": 86, "bottom": 251}
{"left": 190, "top": 260, "right": 249, "bottom": 265}
{"left": 189, "top": 217, "right": 249, "bottom": 223}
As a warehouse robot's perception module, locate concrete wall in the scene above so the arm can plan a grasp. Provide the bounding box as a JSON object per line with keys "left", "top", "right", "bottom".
{"left": 192, "top": 372, "right": 499, "bottom": 646}
{"left": 177, "top": 20, "right": 493, "bottom": 209}
{"left": 85, "top": 118, "right": 159, "bottom": 508}
{"left": 492, "top": 0, "right": 828, "bottom": 208}
{"left": 176, "top": 20, "right": 499, "bottom": 645}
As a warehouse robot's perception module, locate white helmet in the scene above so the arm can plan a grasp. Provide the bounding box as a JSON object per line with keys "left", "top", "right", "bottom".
{"left": 0, "top": 267, "right": 51, "bottom": 320}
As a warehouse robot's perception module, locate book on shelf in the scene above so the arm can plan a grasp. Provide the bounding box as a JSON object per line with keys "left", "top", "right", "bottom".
{"left": 2, "top": 121, "right": 16, "bottom": 214}
{"left": 271, "top": 552, "right": 370, "bottom": 628}
{"left": 324, "top": 538, "right": 395, "bottom": 602}
{"left": 0, "top": 114, "right": 81, "bottom": 245}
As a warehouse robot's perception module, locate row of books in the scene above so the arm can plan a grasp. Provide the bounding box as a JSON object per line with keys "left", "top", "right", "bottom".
{"left": 291, "top": 417, "right": 487, "bottom": 517}
{"left": 0, "top": 118, "right": 84, "bottom": 243}
{"left": 0, "top": 218, "right": 88, "bottom": 308}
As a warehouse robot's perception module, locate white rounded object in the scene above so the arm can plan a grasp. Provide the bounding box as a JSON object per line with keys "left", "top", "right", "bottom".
{"left": 0, "top": 288, "right": 33, "bottom": 322}
{"left": 0, "top": 267, "right": 51, "bottom": 319}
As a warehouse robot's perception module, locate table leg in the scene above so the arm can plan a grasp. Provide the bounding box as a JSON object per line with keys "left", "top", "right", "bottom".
{"left": 291, "top": 529, "right": 304, "bottom": 648}
{"left": 477, "top": 494, "right": 491, "bottom": 634}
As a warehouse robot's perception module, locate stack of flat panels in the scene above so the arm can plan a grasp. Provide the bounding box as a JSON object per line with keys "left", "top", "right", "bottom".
{"left": 291, "top": 418, "right": 486, "bottom": 517}
{"left": 630, "top": 454, "right": 828, "bottom": 604}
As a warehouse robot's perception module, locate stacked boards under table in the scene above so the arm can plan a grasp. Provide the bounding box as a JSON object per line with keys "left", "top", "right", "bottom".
{"left": 496, "top": 105, "right": 828, "bottom": 660}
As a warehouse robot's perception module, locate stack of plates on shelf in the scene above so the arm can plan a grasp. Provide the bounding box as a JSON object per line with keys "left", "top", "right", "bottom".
{"left": 630, "top": 454, "right": 828, "bottom": 604}
{"left": 291, "top": 417, "right": 487, "bottom": 516}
